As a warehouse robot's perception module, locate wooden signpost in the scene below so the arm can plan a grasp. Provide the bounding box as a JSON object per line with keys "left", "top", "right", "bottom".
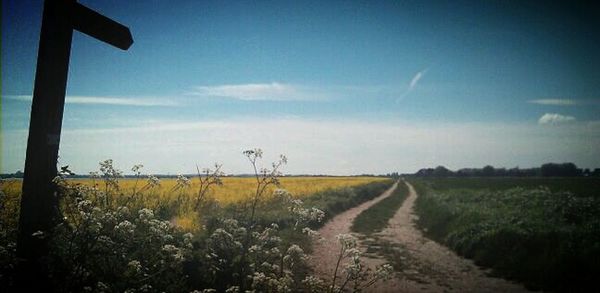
{"left": 16, "top": 0, "right": 132, "bottom": 288}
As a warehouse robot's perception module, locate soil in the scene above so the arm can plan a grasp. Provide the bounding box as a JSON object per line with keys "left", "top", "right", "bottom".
{"left": 309, "top": 181, "right": 529, "bottom": 292}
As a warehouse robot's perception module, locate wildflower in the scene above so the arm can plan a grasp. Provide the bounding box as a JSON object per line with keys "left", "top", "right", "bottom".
{"left": 131, "top": 164, "right": 144, "bottom": 174}
{"left": 183, "top": 232, "right": 194, "bottom": 248}
{"left": 162, "top": 244, "right": 184, "bottom": 261}
{"left": 52, "top": 176, "right": 64, "bottom": 184}
{"left": 96, "top": 281, "right": 110, "bottom": 292}
{"left": 249, "top": 245, "right": 260, "bottom": 253}
{"left": 302, "top": 227, "right": 320, "bottom": 238}
{"left": 286, "top": 244, "right": 304, "bottom": 256}
{"left": 146, "top": 175, "right": 160, "bottom": 188}
{"left": 77, "top": 199, "right": 93, "bottom": 211}
{"left": 375, "top": 263, "right": 394, "bottom": 280}
{"left": 253, "top": 271, "right": 267, "bottom": 284}
{"left": 116, "top": 206, "right": 130, "bottom": 217}
{"left": 174, "top": 174, "right": 191, "bottom": 189}
{"left": 31, "top": 230, "right": 45, "bottom": 238}
{"left": 128, "top": 260, "right": 142, "bottom": 273}
{"left": 98, "top": 235, "right": 114, "bottom": 246}
{"left": 115, "top": 220, "right": 136, "bottom": 234}
{"left": 138, "top": 208, "right": 154, "bottom": 221}
{"left": 302, "top": 275, "right": 325, "bottom": 290}
{"left": 273, "top": 188, "right": 290, "bottom": 198}
{"left": 336, "top": 233, "right": 358, "bottom": 250}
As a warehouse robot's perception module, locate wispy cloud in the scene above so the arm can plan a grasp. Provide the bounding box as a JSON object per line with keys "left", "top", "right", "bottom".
{"left": 528, "top": 99, "right": 577, "bottom": 106}
{"left": 397, "top": 68, "right": 428, "bottom": 102}
{"left": 538, "top": 113, "right": 576, "bottom": 125}
{"left": 187, "top": 82, "right": 322, "bottom": 101}
{"left": 528, "top": 99, "right": 600, "bottom": 106}
{"left": 5, "top": 95, "right": 178, "bottom": 107}
{"left": 5, "top": 117, "right": 600, "bottom": 174}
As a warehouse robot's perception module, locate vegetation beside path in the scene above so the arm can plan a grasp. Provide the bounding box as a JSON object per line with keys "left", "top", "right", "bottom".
{"left": 409, "top": 177, "right": 600, "bottom": 292}
{"left": 350, "top": 181, "right": 408, "bottom": 235}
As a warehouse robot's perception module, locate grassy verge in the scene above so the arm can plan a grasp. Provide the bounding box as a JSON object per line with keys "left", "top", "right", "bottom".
{"left": 238, "top": 179, "right": 395, "bottom": 230}
{"left": 350, "top": 181, "right": 408, "bottom": 235}
{"left": 409, "top": 178, "right": 600, "bottom": 292}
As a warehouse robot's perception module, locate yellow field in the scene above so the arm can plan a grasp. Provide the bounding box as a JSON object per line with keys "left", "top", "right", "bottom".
{"left": 2, "top": 176, "right": 387, "bottom": 231}
{"left": 108, "top": 176, "right": 385, "bottom": 203}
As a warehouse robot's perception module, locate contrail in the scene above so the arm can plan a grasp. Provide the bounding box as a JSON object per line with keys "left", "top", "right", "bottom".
{"left": 397, "top": 68, "right": 428, "bottom": 103}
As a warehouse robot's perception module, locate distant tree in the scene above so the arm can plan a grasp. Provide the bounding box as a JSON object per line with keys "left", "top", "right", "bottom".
{"left": 482, "top": 165, "right": 495, "bottom": 176}
{"left": 541, "top": 163, "right": 581, "bottom": 177}
{"left": 433, "top": 166, "right": 451, "bottom": 177}
{"left": 416, "top": 168, "right": 434, "bottom": 177}
{"left": 387, "top": 172, "right": 400, "bottom": 179}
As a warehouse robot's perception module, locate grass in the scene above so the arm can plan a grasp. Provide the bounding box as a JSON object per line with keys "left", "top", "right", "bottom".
{"left": 409, "top": 177, "right": 600, "bottom": 292}
{"left": 350, "top": 181, "right": 408, "bottom": 235}
{"left": 250, "top": 179, "right": 396, "bottom": 231}
{"left": 301, "top": 179, "right": 394, "bottom": 228}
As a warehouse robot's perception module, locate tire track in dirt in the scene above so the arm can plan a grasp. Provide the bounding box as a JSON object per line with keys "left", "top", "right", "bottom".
{"left": 310, "top": 180, "right": 529, "bottom": 292}
{"left": 308, "top": 182, "right": 399, "bottom": 282}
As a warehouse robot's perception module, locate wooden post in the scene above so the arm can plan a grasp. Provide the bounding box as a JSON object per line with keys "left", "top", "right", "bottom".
{"left": 16, "top": 0, "right": 132, "bottom": 289}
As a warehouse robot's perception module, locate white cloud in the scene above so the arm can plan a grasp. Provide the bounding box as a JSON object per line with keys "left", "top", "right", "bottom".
{"left": 528, "top": 99, "right": 577, "bottom": 106}
{"left": 188, "top": 82, "right": 321, "bottom": 101}
{"left": 5, "top": 95, "right": 178, "bottom": 106}
{"left": 538, "top": 113, "right": 576, "bottom": 125}
{"left": 5, "top": 118, "right": 600, "bottom": 175}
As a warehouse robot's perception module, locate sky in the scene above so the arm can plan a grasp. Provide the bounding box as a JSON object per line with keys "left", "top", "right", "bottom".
{"left": 2, "top": 0, "right": 600, "bottom": 175}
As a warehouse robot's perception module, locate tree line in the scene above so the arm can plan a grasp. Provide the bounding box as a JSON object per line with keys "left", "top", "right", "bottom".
{"left": 412, "top": 163, "right": 600, "bottom": 177}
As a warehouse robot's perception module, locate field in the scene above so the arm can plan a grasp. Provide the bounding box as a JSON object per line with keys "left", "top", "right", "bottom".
{"left": 1, "top": 170, "right": 395, "bottom": 292}
{"left": 415, "top": 177, "right": 600, "bottom": 197}
{"left": 80, "top": 176, "right": 387, "bottom": 203}
{"left": 1, "top": 176, "right": 387, "bottom": 230}
{"left": 409, "top": 177, "right": 600, "bottom": 291}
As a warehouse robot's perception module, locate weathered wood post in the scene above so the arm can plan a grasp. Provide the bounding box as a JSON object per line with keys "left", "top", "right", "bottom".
{"left": 16, "top": 0, "right": 132, "bottom": 289}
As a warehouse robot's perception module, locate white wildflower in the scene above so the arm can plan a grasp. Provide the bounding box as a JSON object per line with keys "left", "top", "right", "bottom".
{"left": 115, "top": 220, "right": 136, "bottom": 234}
{"left": 128, "top": 260, "right": 142, "bottom": 273}
{"left": 138, "top": 208, "right": 154, "bottom": 221}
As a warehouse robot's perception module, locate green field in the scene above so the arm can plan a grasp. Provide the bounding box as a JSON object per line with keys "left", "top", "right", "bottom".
{"left": 417, "top": 177, "right": 600, "bottom": 197}
{"left": 409, "top": 177, "right": 600, "bottom": 291}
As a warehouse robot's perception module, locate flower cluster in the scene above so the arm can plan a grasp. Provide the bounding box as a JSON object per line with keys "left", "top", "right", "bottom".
{"left": 48, "top": 163, "right": 193, "bottom": 292}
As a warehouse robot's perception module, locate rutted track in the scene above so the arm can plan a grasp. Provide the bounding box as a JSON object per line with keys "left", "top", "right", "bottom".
{"left": 308, "top": 182, "right": 399, "bottom": 281}
{"left": 309, "top": 181, "right": 528, "bottom": 292}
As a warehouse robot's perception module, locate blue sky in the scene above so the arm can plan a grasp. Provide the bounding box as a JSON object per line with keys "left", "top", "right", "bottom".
{"left": 2, "top": 0, "right": 600, "bottom": 175}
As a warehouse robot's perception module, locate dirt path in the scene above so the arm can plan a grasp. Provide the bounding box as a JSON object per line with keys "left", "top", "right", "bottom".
{"left": 310, "top": 181, "right": 529, "bottom": 292}
{"left": 309, "top": 182, "right": 399, "bottom": 280}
